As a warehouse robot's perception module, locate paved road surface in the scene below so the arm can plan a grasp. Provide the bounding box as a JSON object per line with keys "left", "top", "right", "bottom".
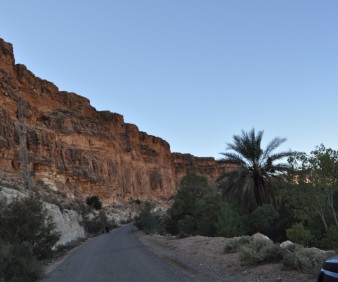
{"left": 42, "top": 224, "right": 193, "bottom": 282}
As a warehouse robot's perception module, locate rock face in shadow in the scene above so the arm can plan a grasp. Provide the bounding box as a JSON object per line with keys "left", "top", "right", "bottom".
{"left": 0, "top": 38, "right": 237, "bottom": 205}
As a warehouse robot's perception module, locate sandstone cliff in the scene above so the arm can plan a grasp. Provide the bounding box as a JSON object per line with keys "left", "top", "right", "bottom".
{"left": 0, "top": 38, "right": 237, "bottom": 205}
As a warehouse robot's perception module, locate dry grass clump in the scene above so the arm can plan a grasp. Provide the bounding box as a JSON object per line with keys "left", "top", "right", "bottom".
{"left": 225, "top": 235, "right": 335, "bottom": 274}
{"left": 224, "top": 236, "right": 253, "bottom": 253}
{"left": 239, "top": 239, "right": 283, "bottom": 264}
{"left": 283, "top": 248, "right": 330, "bottom": 274}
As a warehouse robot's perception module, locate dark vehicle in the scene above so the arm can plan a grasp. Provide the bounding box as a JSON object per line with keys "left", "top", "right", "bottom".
{"left": 318, "top": 256, "right": 338, "bottom": 281}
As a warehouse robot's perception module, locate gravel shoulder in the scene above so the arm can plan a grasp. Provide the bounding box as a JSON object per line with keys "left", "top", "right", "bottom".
{"left": 136, "top": 232, "right": 316, "bottom": 282}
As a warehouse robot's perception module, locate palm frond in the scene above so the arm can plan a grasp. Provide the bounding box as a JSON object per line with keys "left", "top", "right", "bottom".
{"left": 269, "top": 151, "right": 293, "bottom": 162}
{"left": 226, "top": 129, "right": 264, "bottom": 167}
{"left": 219, "top": 128, "right": 292, "bottom": 212}
{"left": 262, "top": 137, "right": 287, "bottom": 162}
{"left": 220, "top": 152, "right": 248, "bottom": 167}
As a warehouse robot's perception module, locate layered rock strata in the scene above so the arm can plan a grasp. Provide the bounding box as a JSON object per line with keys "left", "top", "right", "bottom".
{"left": 0, "top": 38, "right": 237, "bottom": 205}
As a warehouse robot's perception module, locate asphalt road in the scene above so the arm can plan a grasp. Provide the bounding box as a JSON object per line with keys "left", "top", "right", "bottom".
{"left": 42, "top": 224, "right": 194, "bottom": 282}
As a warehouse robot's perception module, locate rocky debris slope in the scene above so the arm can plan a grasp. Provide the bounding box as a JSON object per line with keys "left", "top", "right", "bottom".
{"left": 0, "top": 38, "right": 237, "bottom": 205}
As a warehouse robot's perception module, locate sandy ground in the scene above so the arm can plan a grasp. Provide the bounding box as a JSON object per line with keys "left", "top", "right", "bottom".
{"left": 137, "top": 232, "right": 317, "bottom": 282}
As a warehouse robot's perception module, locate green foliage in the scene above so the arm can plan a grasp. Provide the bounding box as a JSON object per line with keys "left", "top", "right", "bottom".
{"left": 246, "top": 204, "right": 279, "bottom": 238}
{"left": 177, "top": 215, "right": 197, "bottom": 236}
{"left": 169, "top": 173, "right": 212, "bottom": 222}
{"left": 287, "top": 145, "right": 338, "bottom": 231}
{"left": 283, "top": 248, "right": 326, "bottom": 273}
{"left": 82, "top": 210, "right": 108, "bottom": 235}
{"left": 0, "top": 241, "right": 42, "bottom": 282}
{"left": 168, "top": 173, "right": 221, "bottom": 236}
{"left": 217, "top": 202, "right": 246, "bottom": 237}
{"left": 0, "top": 196, "right": 60, "bottom": 260}
{"left": 134, "top": 202, "right": 164, "bottom": 235}
{"left": 263, "top": 243, "right": 285, "bottom": 263}
{"left": 219, "top": 129, "right": 292, "bottom": 212}
{"left": 224, "top": 236, "right": 253, "bottom": 253}
{"left": 286, "top": 223, "right": 313, "bottom": 247}
{"left": 272, "top": 200, "right": 299, "bottom": 242}
{"left": 195, "top": 192, "right": 222, "bottom": 236}
{"left": 0, "top": 196, "right": 60, "bottom": 281}
{"left": 277, "top": 144, "right": 338, "bottom": 249}
{"left": 320, "top": 226, "right": 338, "bottom": 250}
{"left": 239, "top": 239, "right": 283, "bottom": 264}
{"left": 86, "top": 196, "right": 102, "bottom": 210}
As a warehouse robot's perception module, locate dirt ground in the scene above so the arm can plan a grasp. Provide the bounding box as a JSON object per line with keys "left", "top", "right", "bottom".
{"left": 137, "top": 232, "right": 316, "bottom": 282}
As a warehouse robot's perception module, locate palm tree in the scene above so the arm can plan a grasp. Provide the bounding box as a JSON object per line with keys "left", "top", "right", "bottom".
{"left": 218, "top": 129, "right": 292, "bottom": 212}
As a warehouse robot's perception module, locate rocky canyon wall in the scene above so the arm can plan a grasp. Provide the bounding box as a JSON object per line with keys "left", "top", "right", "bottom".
{"left": 0, "top": 38, "right": 237, "bottom": 205}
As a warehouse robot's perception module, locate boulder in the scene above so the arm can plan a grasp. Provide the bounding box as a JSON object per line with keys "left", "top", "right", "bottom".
{"left": 252, "top": 233, "right": 271, "bottom": 241}
{"left": 280, "top": 240, "right": 294, "bottom": 249}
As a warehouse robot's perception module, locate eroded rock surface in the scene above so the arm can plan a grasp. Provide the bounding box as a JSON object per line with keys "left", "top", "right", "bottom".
{"left": 0, "top": 38, "right": 237, "bottom": 205}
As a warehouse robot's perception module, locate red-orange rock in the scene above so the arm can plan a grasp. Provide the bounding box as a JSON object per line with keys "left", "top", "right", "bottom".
{"left": 0, "top": 38, "right": 237, "bottom": 205}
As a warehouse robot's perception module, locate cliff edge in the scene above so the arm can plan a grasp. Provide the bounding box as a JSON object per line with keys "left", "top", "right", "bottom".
{"left": 0, "top": 38, "right": 237, "bottom": 205}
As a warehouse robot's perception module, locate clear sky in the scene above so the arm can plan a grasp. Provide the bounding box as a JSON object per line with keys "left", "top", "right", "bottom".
{"left": 1, "top": 1, "right": 337, "bottom": 159}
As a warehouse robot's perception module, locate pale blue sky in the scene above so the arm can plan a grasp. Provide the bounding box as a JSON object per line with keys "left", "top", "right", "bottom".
{"left": 1, "top": 1, "right": 337, "bottom": 158}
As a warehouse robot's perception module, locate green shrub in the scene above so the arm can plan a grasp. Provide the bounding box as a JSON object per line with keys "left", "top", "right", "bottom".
{"left": 224, "top": 236, "right": 253, "bottom": 253}
{"left": 217, "top": 202, "right": 246, "bottom": 237}
{"left": 134, "top": 199, "right": 142, "bottom": 205}
{"left": 263, "top": 243, "right": 285, "bottom": 263}
{"left": 321, "top": 226, "right": 338, "bottom": 250}
{"left": 246, "top": 204, "right": 279, "bottom": 238}
{"left": 195, "top": 192, "right": 222, "bottom": 236}
{"left": 162, "top": 214, "right": 178, "bottom": 235}
{"left": 177, "top": 215, "right": 197, "bottom": 236}
{"left": 120, "top": 218, "right": 132, "bottom": 225}
{"left": 134, "top": 202, "right": 164, "bottom": 234}
{"left": 86, "top": 196, "right": 102, "bottom": 210}
{"left": 286, "top": 223, "right": 313, "bottom": 246}
{"left": 168, "top": 173, "right": 220, "bottom": 236}
{"left": 239, "top": 239, "right": 283, "bottom": 264}
{"left": 169, "top": 173, "right": 212, "bottom": 222}
{"left": 82, "top": 210, "right": 108, "bottom": 235}
{"left": 0, "top": 241, "right": 42, "bottom": 282}
{"left": 0, "top": 196, "right": 60, "bottom": 260}
{"left": 283, "top": 248, "right": 326, "bottom": 273}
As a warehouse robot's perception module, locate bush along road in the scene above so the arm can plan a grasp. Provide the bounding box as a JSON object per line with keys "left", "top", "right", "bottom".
{"left": 42, "top": 224, "right": 193, "bottom": 282}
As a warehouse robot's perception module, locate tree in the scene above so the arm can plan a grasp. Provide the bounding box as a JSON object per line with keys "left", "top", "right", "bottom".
{"left": 218, "top": 129, "right": 292, "bottom": 212}
{"left": 287, "top": 145, "right": 338, "bottom": 230}
{"left": 307, "top": 145, "right": 338, "bottom": 228}
{"left": 278, "top": 179, "right": 330, "bottom": 232}
{"left": 169, "top": 173, "right": 213, "bottom": 223}
{"left": 0, "top": 196, "right": 60, "bottom": 281}
{"left": 86, "top": 196, "right": 102, "bottom": 210}
{"left": 168, "top": 173, "right": 220, "bottom": 236}
{"left": 217, "top": 201, "right": 246, "bottom": 237}
{"left": 0, "top": 196, "right": 60, "bottom": 259}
